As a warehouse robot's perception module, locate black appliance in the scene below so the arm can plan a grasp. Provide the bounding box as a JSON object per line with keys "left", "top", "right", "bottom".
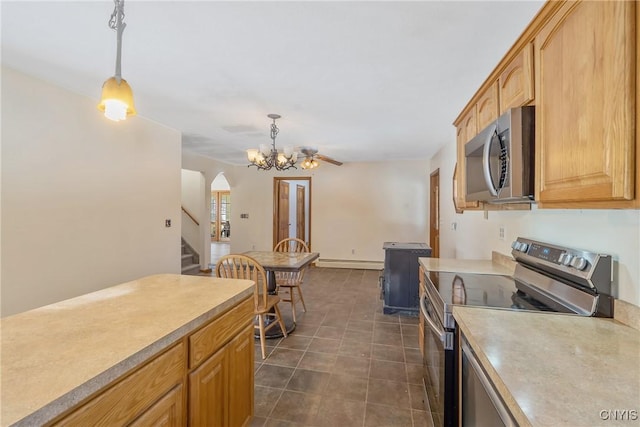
{"left": 420, "top": 237, "right": 613, "bottom": 426}
{"left": 382, "top": 242, "right": 431, "bottom": 315}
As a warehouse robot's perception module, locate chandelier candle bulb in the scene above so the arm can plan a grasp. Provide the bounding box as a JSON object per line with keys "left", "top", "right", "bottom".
{"left": 246, "top": 149, "right": 258, "bottom": 162}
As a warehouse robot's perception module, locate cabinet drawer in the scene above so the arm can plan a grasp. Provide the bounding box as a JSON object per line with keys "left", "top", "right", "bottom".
{"left": 189, "top": 297, "right": 254, "bottom": 368}
{"left": 51, "top": 343, "right": 185, "bottom": 426}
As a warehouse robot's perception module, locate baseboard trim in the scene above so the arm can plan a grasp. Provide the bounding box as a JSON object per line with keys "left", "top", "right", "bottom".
{"left": 314, "top": 259, "right": 383, "bottom": 270}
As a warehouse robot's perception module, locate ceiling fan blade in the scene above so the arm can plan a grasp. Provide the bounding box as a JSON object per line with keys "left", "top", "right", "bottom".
{"left": 315, "top": 154, "right": 343, "bottom": 166}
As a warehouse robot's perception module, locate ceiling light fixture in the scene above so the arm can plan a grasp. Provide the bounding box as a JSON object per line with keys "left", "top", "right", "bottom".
{"left": 247, "top": 114, "right": 297, "bottom": 171}
{"left": 97, "top": 0, "right": 136, "bottom": 121}
{"left": 300, "top": 157, "right": 319, "bottom": 169}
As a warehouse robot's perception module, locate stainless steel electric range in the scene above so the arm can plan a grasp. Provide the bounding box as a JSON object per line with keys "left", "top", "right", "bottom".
{"left": 420, "top": 237, "right": 614, "bottom": 427}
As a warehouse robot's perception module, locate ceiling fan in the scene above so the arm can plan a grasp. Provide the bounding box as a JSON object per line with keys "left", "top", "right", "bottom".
{"left": 297, "top": 147, "right": 343, "bottom": 169}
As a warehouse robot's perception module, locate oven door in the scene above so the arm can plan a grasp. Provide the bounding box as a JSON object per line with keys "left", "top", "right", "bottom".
{"left": 420, "top": 292, "right": 457, "bottom": 427}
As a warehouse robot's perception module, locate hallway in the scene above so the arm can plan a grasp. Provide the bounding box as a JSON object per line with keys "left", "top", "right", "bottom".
{"left": 210, "top": 241, "right": 230, "bottom": 269}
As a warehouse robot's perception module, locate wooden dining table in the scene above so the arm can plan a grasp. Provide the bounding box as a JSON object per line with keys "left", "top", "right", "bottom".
{"left": 243, "top": 250, "right": 319, "bottom": 337}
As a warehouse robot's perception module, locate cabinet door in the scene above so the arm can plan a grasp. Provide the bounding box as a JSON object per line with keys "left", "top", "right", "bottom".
{"left": 499, "top": 43, "right": 534, "bottom": 113}
{"left": 128, "top": 385, "right": 184, "bottom": 427}
{"left": 227, "top": 325, "right": 254, "bottom": 427}
{"left": 535, "top": 0, "right": 635, "bottom": 203}
{"left": 456, "top": 111, "right": 481, "bottom": 210}
{"left": 189, "top": 346, "right": 228, "bottom": 427}
{"left": 476, "top": 82, "right": 499, "bottom": 132}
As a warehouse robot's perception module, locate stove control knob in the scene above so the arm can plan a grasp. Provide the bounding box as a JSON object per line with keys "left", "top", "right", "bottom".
{"left": 511, "top": 241, "right": 520, "bottom": 250}
{"left": 561, "top": 254, "right": 573, "bottom": 266}
{"left": 518, "top": 243, "right": 529, "bottom": 252}
{"left": 570, "top": 257, "right": 588, "bottom": 271}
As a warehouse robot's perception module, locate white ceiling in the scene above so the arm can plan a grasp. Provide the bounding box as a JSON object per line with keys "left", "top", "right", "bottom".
{"left": 1, "top": 0, "right": 544, "bottom": 165}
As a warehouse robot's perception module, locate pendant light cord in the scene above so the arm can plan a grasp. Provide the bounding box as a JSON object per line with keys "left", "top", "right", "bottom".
{"left": 108, "top": 0, "right": 126, "bottom": 83}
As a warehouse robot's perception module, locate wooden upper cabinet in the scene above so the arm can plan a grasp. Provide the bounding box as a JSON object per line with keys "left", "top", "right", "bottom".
{"left": 535, "top": 0, "right": 636, "bottom": 204}
{"left": 499, "top": 43, "right": 534, "bottom": 113}
{"left": 476, "top": 82, "right": 499, "bottom": 131}
{"left": 455, "top": 109, "right": 481, "bottom": 210}
{"left": 462, "top": 106, "right": 477, "bottom": 142}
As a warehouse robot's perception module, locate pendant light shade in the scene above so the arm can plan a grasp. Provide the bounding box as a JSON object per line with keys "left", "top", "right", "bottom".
{"left": 98, "top": 0, "right": 135, "bottom": 122}
{"left": 97, "top": 77, "right": 136, "bottom": 121}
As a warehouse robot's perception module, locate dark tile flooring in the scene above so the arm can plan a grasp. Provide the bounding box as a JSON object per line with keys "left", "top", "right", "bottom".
{"left": 250, "top": 267, "right": 433, "bottom": 427}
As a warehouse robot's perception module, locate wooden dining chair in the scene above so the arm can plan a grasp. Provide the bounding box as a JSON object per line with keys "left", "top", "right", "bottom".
{"left": 215, "top": 254, "right": 287, "bottom": 360}
{"left": 273, "top": 238, "right": 309, "bottom": 322}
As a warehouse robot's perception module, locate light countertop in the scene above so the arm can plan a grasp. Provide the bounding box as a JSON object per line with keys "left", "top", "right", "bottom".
{"left": 419, "top": 257, "right": 515, "bottom": 276}
{"left": 454, "top": 306, "right": 640, "bottom": 426}
{"left": 0, "top": 274, "right": 254, "bottom": 427}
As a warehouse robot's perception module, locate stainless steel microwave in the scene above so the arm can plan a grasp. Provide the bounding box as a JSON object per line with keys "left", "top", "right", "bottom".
{"left": 465, "top": 106, "right": 535, "bottom": 203}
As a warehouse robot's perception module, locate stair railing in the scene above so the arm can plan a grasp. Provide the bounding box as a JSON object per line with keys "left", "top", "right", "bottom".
{"left": 181, "top": 206, "right": 199, "bottom": 226}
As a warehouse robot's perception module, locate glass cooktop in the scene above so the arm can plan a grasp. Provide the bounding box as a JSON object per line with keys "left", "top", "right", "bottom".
{"left": 426, "top": 271, "right": 555, "bottom": 312}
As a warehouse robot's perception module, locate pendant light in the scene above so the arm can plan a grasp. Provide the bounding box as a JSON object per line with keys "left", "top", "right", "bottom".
{"left": 97, "top": 0, "right": 136, "bottom": 121}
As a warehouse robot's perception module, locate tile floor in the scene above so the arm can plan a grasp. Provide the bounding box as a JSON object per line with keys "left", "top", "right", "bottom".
{"left": 250, "top": 267, "right": 432, "bottom": 427}
{"left": 210, "top": 241, "right": 231, "bottom": 268}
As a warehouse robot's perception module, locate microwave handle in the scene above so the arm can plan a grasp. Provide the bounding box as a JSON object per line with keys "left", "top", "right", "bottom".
{"left": 482, "top": 125, "right": 499, "bottom": 197}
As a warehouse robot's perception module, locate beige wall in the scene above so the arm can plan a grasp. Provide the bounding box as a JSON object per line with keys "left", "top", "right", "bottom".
{"left": 182, "top": 153, "right": 430, "bottom": 264}
{"left": 1, "top": 67, "right": 182, "bottom": 316}
{"left": 430, "top": 140, "right": 640, "bottom": 307}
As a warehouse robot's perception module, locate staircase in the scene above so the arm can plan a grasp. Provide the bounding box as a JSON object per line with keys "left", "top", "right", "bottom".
{"left": 181, "top": 238, "right": 201, "bottom": 275}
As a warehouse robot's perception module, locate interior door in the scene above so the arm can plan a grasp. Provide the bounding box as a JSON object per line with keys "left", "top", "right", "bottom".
{"left": 277, "top": 180, "right": 290, "bottom": 245}
{"left": 430, "top": 170, "right": 440, "bottom": 258}
{"left": 296, "top": 185, "right": 306, "bottom": 243}
{"left": 273, "top": 177, "right": 311, "bottom": 250}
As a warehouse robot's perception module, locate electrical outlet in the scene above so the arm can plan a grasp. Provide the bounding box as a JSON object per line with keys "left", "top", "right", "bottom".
{"left": 499, "top": 225, "right": 506, "bottom": 240}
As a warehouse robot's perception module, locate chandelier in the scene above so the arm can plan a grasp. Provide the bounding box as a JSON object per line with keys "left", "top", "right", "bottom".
{"left": 246, "top": 114, "right": 297, "bottom": 171}
{"left": 97, "top": 0, "right": 136, "bottom": 121}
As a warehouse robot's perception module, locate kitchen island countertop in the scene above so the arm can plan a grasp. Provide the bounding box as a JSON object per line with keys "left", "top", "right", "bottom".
{"left": 0, "top": 274, "right": 254, "bottom": 427}
{"left": 454, "top": 306, "right": 640, "bottom": 426}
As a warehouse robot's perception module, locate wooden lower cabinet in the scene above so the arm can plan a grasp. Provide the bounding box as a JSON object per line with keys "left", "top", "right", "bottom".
{"left": 228, "top": 325, "right": 255, "bottom": 427}
{"left": 189, "top": 345, "right": 228, "bottom": 426}
{"left": 49, "top": 296, "right": 254, "bottom": 427}
{"left": 50, "top": 343, "right": 186, "bottom": 426}
{"left": 189, "top": 324, "right": 254, "bottom": 427}
{"left": 129, "top": 384, "right": 184, "bottom": 427}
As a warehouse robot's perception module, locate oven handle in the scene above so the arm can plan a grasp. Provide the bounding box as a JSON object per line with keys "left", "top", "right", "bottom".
{"left": 462, "top": 339, "right": 517, "bottom": 427}
{"left": 420, "top": 294, "right": 446, "bottom": 343}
